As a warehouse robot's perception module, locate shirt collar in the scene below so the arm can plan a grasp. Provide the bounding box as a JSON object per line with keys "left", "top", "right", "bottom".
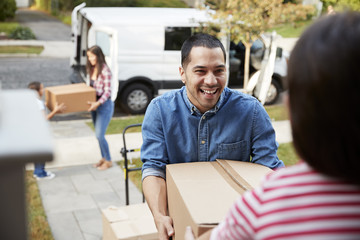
{"left": 182, "top": 86, "right": 228, "bottom": 115}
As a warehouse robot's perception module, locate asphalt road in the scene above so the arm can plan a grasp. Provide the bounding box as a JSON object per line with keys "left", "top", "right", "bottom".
{"left": 0, "top": 57, "right": 72, "bottom": 90}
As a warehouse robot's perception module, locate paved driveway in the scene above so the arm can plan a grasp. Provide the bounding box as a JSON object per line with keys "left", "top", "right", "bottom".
{"left": 15, "top": 8, "right": 71, "bottom": 41}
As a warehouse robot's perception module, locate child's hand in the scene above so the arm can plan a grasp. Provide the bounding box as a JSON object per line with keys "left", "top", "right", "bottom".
{"left": 54, "top": 102, "right": 66, "bottom": 113}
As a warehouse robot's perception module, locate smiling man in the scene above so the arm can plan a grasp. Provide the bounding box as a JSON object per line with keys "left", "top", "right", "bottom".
{"left": 141, "top": 33, "right": 284, "bottom": 240}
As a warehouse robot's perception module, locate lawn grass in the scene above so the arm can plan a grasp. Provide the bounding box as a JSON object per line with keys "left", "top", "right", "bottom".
{"left": 118, "top": 158, "right": 143, "bottom": 192}
{"left": 0, "top": 22, "right": 20, "bottom": 35}
{"left": 86, "top": 115, "right": 144, "bottom": 134}
{"left": 265, "top": 104, "right": 288, "bottom": 121}
{"left": 277, "top": 142, "right": 299, "bottom": 166}
{"left": 270, "top": 19, "right": 313, "bottom": 38}
{"left": 0, "top": 46, "right": 44, "bottom": 54}
{"left": 25, "top": 171, "right": 54, "bottom": 240}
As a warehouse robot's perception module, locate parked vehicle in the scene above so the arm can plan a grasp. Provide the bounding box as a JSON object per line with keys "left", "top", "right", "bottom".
{"left": 228, "top": 33, "right": 289, "bottom": 105}
{"left": 70, "top": 4, "right": 226, "bottom": 114}
{"left": 70, "top": 4, "right": 287, "bottom": 113}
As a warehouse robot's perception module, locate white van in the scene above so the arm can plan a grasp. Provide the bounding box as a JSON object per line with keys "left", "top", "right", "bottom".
{"left": 70, "top": 4, "right": 228, "bottom": 114}
{"left": 70, "top": 4, "right": 288, "bottom": 114}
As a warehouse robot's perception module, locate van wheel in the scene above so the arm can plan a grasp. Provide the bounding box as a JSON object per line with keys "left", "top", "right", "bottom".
{"left": 253, "top": 78, "right": 281, "bottom": 105}
{"left": 121, "top": 84, "right": 152, "bottom": 114}
{"left": 264, "top": 79, "right": 281, "bottom": 105}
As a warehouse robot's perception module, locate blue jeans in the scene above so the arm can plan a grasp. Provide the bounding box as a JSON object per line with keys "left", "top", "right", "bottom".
{"left": 34, "top": 162, "right": 47, "bottom": 177}
{"left": 91, "top": 99, "right": 114, "bottom": 161}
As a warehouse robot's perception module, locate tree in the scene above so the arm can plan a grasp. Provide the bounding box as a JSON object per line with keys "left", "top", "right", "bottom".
{"left": 0, "top": 0, "right": 17, "bottom": 21}
{"left": 203, "top": 0, "right": 315, "bottom": 89}
{"left": 322, "top": 0, "right": 360, "bottom": 12}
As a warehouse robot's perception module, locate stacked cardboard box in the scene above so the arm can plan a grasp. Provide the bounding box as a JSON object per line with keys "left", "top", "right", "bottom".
{"left": 166, "top": 160, "right": 273, "bottom": 239}
{"left": 45, "top": 83, "right": 96, "bottom": 113}
{"left": 102, "top": 203, "right": 158, "bottom": 240}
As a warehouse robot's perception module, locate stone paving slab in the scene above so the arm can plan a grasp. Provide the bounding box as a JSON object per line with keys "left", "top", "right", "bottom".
{"left": 37, "top": 164, "right": 143, "bottom": 240}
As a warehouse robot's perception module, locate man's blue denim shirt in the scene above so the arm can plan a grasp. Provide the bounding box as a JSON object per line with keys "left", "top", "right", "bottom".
{"left": 141, "top": 87, "right": 284, "bottom": 180}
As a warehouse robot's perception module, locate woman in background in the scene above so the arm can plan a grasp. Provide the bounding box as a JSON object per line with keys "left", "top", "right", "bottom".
{"left": 86, "top": 45, "right": 114, "bottom": 170}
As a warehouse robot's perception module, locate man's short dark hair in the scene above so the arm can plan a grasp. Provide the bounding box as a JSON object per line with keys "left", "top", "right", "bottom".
{"left": 181, "top": 33, "right": 226, "bottom": 68}
{"left": 288, "top": 11, "right": 360, "bottom": 185}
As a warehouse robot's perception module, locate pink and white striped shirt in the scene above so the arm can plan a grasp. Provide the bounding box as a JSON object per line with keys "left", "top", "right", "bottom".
{"left": 211, "top": 161, "right": 360, "bottom": 240}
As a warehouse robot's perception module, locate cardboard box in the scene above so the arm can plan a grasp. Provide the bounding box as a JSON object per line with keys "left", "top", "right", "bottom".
{"left": 45, "top": 83, "right": 96, "bottom": 113}
{"left": 166, "top": 160, "right": 273, "bottom": 239}
{"left": 102, "top": 203, "right": 158, "bottom": 240}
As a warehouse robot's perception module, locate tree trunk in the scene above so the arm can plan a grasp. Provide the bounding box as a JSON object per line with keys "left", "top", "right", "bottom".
{"left": 243, "top": 41, "right": 252, "bottom": 90}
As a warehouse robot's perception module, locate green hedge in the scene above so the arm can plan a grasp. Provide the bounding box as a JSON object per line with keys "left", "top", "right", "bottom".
{"left": 0, "top": 0, "right": 17, "bottom": 21}
{"left": 9, "top": 26, "right": 36, "bottom": 40}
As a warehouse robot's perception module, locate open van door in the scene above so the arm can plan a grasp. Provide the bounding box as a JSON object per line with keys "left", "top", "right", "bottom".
{"left": 88, "top": 27, "right": 119, "bottom": 102}
{"left": 70, "top": 2, "right": 86, "bottom": 67}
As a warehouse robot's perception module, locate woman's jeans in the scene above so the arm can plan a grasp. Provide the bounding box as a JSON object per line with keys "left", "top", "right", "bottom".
{"left": 91, "top": 99, "right": 114, "bottom": 161}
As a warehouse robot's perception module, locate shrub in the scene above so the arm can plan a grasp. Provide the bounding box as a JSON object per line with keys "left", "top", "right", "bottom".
{"left": 9, "top": 26, "right": 36, "bottom": 40}
{"left": 0, "top": 0, "right": 17, "bottom": 21}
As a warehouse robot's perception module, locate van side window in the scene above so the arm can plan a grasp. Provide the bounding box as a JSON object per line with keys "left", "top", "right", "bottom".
{"left": 165, "top": 27, "right": 192, "bottom": 51}
{"left": 96, "top": 31, "right": 111, "bottom": 57}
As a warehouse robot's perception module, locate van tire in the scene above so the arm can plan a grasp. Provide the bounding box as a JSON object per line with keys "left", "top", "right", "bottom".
{"left": 253, "top": 78, "right": 281, "bottom": 105}
{"left": 264, "top": 79, "right": 281, "bottom": 105}
{"left": 120, "top": 83, "right": 152, "bottom": 114}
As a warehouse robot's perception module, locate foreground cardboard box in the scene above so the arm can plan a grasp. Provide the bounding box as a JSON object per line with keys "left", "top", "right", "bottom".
{"left": 102, "top": 203, "right": 158, "bottom": 240}
{"left": 45, "top": 83, "right": 96, "bottom": 113}
{"left": 166, "top": 160, "right": 273, "bottom": 239}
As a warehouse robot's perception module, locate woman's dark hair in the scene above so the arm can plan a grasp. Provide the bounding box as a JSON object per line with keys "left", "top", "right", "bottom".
{"left": 288, "top": 11, "right": 360, "bottom": 185}
{"left": 28, "top": 81, "right": 41, "bottom": 91}
{"left": 181, "top": 33, "right": 226, "bottom": 68}
{"left": 86, "top": 45, "right": 107, "bottom": 79}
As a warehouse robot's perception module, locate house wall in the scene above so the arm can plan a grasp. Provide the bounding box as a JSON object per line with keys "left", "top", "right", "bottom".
{"left": 16, "top": 0, "right": 30, "bottom": 8}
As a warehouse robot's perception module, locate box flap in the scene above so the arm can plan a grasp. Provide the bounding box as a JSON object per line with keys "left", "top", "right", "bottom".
{"left": 102, "top": 206, "right": 129, "bottom": 223}
{"left": 103, "top": 203, "right": 153, "bottom": 223}
{"left": 216, "top": 160, "right": 273, "bottom": 190}
{"left": 102, "top": 203, "right": 158, "bottom": 240}
{"left": 111, "top": 219, "right": 157, "bottom": 240}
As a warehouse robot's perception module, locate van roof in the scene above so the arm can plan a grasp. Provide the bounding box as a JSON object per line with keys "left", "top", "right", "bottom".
{"left": 79, "top": 7, "right": 211, "bottom": 26}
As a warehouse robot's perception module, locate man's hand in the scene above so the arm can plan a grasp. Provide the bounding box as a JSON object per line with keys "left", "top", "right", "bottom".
{"left": 154, "top": 214, "right": 174, "bottom": 240}
{"left": 143, "top": 175, "right": 173, "bottom": 240}
{"left": 87, "top": 101, "right": 100, "bottom": 111}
